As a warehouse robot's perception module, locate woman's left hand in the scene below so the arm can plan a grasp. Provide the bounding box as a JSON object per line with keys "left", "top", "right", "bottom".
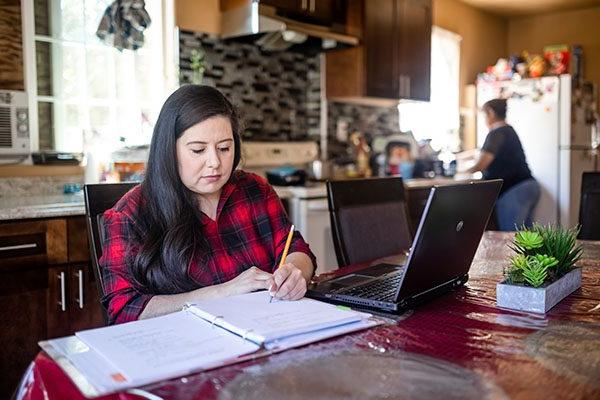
{"left": 269, "top": 263, "right": 308, "bottom": 301}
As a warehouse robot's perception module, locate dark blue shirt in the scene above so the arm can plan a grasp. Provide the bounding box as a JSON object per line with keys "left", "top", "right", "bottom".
{"left": 481, "top": 124, "right": 533, "bottom": 194}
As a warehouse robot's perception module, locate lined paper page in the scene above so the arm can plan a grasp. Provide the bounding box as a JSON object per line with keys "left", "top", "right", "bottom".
{"left": 75, "top": 310, "right": 259, "bottom": 385}
{"left": 188, "top": 291, "right": 366, "bottom": 344}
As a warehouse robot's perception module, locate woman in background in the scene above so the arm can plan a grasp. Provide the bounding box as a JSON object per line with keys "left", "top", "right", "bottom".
{"left": 469, "top": 98, "right": 540, "bottom": 230}
{"left": 100, "top": 85, "right": 316, "bottom": 324}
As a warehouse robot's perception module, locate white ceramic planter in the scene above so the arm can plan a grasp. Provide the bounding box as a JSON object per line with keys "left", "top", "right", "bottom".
{"left": 496, "top": 268, "right": 582, "bottom": 313}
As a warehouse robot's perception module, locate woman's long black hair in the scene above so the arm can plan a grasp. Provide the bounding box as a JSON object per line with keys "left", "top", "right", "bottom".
{"left": 131, "top": 85, "right": 242, "bottom": 294}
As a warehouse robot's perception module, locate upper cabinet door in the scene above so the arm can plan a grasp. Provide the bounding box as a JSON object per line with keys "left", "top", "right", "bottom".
{"left": 261, "top": 0, "right": 302, "bottom": 12}
{"left": 398, "top": 0, "right": 431, "bottom": 101}
{"left": 262, "top": 0, "right": 344, "bottom": 26}
{"left": 0, "top": 0, "right": 24, "bottom": 90}
{"left": 364, "top": 0, "right": 399, "bottom": 99}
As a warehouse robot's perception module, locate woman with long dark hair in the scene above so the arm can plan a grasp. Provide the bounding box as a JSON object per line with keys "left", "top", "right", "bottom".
{"left": 469, "top": 98, "right": 540, "bottom": 230}
{"left": 100, "top": 85, "right": 316, "bottom": 324}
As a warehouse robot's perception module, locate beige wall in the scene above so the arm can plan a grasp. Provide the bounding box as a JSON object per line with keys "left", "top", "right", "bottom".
{"left": 508, "top": 6, "right": 600, "bottom": 95}
{"left": 433, "top": 0, "right": 508, "bottom": 149}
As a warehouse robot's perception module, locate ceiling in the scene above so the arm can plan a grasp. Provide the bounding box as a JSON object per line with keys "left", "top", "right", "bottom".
{"left": 459, "top": 0, "right": 600, "bottom": 17}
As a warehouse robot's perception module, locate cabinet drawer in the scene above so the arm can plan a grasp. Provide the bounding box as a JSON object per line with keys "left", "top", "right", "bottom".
{"left": 0, "top": 219, "right": 67, "bottom": 270}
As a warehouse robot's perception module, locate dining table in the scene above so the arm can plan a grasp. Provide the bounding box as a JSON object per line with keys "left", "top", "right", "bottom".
{"left": 14, "top": 231, "right": 600, "bottom": 400}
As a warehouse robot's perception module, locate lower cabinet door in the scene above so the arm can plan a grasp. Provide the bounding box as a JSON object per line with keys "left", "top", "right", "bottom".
{"left": 0, "top": 267, "right": 49, "bottom": 399}
{"left": 68, "top": 264, "right": 105, "bottom": 332}
{"left": 47, "top": 265, "right": 71, "bottom": 338}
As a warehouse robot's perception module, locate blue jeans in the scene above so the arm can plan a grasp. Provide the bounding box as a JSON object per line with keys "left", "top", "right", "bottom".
{"left": 496, "top": 178, "right": 541, "bottom": 231}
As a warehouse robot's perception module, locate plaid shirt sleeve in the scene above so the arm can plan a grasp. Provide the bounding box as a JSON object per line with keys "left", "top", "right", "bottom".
{"left": 262, "top": 180, "right": 318, "bottom": 274}
{"left": 99, "top": 207, "right": 154, "bottom": 325}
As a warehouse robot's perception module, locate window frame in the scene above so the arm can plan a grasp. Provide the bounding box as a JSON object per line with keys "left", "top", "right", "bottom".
{"left": 22, "top": 0, "right": 177, "bottom": 153}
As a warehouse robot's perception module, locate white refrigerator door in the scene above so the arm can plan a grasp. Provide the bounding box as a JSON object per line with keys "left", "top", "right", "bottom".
{"left": 506, "top": 77, "right": 560, "bottom": 224}
{"left": 478, "top": 77, "right": 561, "bottom": 225}
{"left": 559, "top": 149, "right": 599, "bottom": 227}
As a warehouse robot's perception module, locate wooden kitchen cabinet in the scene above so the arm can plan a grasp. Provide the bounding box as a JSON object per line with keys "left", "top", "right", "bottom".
{"left": 0, "top": 217, "right": 103, "bottom": 398}
{"left": 262, "top": 0, "right": 345, "bottom": 25}
{"left": 326, "top": 0, "right": 431, "bottom": 102}
{"left": 0, "top": 0, "right": 25, "bottom": 90}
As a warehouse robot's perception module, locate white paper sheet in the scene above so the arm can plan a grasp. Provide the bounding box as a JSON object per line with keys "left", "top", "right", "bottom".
{"left": 188, "top": 291, "right": 367, "bottom": 344}
{"left": 75, "top": 310, "right": 260, "bottom": 385}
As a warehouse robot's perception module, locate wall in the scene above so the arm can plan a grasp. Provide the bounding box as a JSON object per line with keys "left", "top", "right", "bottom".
{"left": 433, "top": 0, "right": 508, "bottom": 149}
{"left": 508, "top": 6, "right": 600, "bottom": 96}
{"left": 179, "top": 32, "right": 321, "bottom": 141}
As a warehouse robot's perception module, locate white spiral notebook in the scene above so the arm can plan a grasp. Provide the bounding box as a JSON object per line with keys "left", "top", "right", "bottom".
{"left": 39, "top": 291, "right": 381, "bottom": 398}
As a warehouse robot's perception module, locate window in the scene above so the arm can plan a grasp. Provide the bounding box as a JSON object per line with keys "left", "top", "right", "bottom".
{"left": 31, "top": 0, "right": 172, "bottom": 153}
{"left": 398, "top": 26, "right": 461, "bottom": 152}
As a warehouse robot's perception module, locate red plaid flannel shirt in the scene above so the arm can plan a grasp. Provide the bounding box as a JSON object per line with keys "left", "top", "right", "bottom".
{"left": 99, "top": 170, "right": 316, "bottom": 324}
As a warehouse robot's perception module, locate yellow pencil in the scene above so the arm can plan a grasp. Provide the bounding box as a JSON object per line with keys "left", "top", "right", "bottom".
{"left": 270, "top": 224, "right": 295, "bottom": 303}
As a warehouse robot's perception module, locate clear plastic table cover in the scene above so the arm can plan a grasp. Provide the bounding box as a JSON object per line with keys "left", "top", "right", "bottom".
{"left": 16, "top": 232, "right": 600, "bottom": 400}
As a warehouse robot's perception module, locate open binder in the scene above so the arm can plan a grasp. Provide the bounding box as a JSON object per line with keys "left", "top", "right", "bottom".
{"left": 39, "top": 291, "right": 381, "bottom": 397}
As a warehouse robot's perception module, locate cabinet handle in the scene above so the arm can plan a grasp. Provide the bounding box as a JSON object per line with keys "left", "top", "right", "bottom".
{"left": 309, "top": 0, "right": 315, "bottom": 12}
{"left": 76, "top": 269, "right": 84, "bottom": 309}
{"left": 58, "top": 271, "right": 66, "bottom": 312}
{"left": 406, "top": 76, "right": 411, "bottom": 98}
{"left": 0, "top": 243, "right": 37, "bottom": 252}
{"left": 301, "top": 0, "right": 308, "bottom": 10}
{"left": 399, "top": 75, "right": 404, "bottom": 98}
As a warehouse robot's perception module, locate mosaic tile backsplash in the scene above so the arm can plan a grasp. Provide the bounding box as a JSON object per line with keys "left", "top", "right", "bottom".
{"left": 179, "top": 31, "right": 321, "bottom": 141}
{"left": 178, "top": 31, "right": 401, "bottom": 158}
{"left": 327, "top": 102, "right": 400, "bottom": 160}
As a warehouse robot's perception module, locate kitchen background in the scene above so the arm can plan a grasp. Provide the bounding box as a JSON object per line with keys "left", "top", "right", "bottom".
{"left": 1, "top": 1, "right": 599, "bottom": 397}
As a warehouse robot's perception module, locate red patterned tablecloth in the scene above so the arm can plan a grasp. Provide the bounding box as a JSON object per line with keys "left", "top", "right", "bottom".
{"left": 16, "top": 232, "right": 600, "bottom": 400}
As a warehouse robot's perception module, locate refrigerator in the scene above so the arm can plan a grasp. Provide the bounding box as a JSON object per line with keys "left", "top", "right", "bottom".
{"left": 477, "top": 75, "right": 599, "bottom": 227}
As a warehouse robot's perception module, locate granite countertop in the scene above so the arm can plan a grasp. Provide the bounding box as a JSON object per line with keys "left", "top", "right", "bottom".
{"left": 0, "top": 193, "right": 86, "bottom": 221}
{"left": 403, "top": 173, "right": 480, "bottom": 189}
{"left": 0, "top": 186, "right": 294, "bottom": 222}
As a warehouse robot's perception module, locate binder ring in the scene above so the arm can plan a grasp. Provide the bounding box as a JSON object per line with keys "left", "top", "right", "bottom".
{"left": 242, "top": 329, "right": 254, "bottom": 342}
{"left": 211, "top": 315, "right": 224, "bottom": 329}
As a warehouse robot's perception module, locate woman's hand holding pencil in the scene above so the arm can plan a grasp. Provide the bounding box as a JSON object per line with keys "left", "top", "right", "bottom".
{"left": 269, "top": 225, "right": 308, "bottom": 302}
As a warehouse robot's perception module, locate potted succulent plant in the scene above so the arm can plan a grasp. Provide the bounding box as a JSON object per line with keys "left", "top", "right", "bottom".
{"left": 496, "top": 224, "right": 583, "bottom": 313}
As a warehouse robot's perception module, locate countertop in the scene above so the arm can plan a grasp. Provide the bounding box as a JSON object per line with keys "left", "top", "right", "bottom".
{"left": 0, "top": 174, "right": 479, "bottom": 221}
{"left": 0, "top": 193, "right": 85, "bottom": 221}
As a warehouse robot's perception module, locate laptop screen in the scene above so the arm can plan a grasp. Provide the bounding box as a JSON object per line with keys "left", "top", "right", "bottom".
{"left": 394, "top": 180, "right": 502, "bottom": 300}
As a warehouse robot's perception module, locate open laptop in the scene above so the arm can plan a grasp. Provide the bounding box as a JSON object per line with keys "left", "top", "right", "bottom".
{"left": 307, "top": 179, "right": 503, "bottom": 313}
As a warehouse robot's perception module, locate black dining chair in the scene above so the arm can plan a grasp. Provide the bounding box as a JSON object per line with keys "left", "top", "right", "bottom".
{"left": 84, "top": 182, "right": 137, "bottom": 322}
{"left": 578, "top": 172, "right": 600, "bottom": 240}
{"left": 327, "top": 177, "right": 413, "bottom": 267}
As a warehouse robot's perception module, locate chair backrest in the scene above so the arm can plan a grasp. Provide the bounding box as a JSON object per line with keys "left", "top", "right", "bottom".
{"left": 84, "top": 183, "right": 137, "bottom": 300}
{"left": 327, "top": 177, "right": 412, "bottom": 267}
{"left": 579, "top": 172, "right": 600, "bottom": 240}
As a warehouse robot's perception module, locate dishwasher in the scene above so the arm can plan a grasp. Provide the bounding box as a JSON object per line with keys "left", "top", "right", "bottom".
{"left": 289, "top": 191, "right": 338, "bottom": 274}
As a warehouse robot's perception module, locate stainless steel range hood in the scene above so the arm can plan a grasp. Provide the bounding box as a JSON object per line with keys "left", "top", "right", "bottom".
{"left": 220, "top": 1, "right": 359, "bottom": 53}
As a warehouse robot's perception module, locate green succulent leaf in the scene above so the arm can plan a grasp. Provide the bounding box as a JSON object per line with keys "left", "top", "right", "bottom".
{"left": 505, "top": 254, "right": 528, "bottom": 284}
{"left": 533, "top": 224, "right": 583, "bottom": 276}
{"left": 533, "top": 254, "right": 559, "bottom": 269}
{"left": 510, "top": 254, "right": 529, "bottom": 270}
{"left": 521, "top": 258, "right": 548, "bottom": 288}
{"left": 514, "top": 231, "right": 544, "bottom": 251}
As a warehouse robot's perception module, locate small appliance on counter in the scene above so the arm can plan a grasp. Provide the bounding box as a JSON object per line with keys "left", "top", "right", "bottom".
{"left": 266, "top": 166, "right": 307, "bottom": 186}
{"left": 109, "top": 145, "right": 149, "bottom": 182}
{"left": 32, "top": 151, "right": 83, "bottom": 165}
{"left": 412, "top": 158, "right": 445, "bottom": 178}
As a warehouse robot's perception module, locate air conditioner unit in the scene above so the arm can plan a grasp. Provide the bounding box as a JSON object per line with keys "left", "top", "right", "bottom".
{"left": 0, "top": 90, "right": 30, "bottom": 155}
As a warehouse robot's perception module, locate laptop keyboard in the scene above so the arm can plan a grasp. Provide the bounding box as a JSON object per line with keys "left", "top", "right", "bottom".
{"left": 338, "top": 271, "right": 403, "bottom": 302}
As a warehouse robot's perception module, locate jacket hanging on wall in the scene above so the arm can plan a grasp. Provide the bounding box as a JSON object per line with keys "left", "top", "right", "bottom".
{"left": 96, "top": 0, "right": 151, "bottom": 51}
